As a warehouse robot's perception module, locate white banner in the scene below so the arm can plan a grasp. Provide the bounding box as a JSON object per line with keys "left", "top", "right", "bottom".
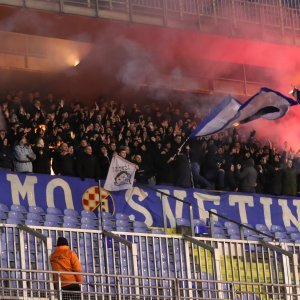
{"left": 104, "top": 155, "right": 136, "bottom": 191}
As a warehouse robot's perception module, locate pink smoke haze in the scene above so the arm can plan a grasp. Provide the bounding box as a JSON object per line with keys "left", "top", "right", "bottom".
{"left": 237, "top": 103, "right": 300, "bottom": 152}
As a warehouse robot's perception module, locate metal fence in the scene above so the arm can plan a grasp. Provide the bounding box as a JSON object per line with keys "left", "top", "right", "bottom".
{"left": 1, "top": 223, "right": 300, "bottom": 298}
{"left": 0, "top": 268, "right": 300, "bottom": 299}
{"left": 1, "top": 0, "right": 300, "bottom": 42}
{"left": 0, "top": 224, "right": 218, "bottom": 280}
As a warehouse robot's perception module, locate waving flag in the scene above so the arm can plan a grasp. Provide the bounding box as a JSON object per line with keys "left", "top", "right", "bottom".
{"left": 190, "top": 87, "right": 299, "bottom": 138}
{"left": 104, "top": 155, "right": 136, "bottom": 191}
{"left": 190, "top": 95, "right": 241, "bottom": 137}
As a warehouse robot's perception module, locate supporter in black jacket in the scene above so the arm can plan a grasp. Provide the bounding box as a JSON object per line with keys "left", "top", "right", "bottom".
{"left": 52, "top": 143, "right": 75, "bottom": 176}
{"left": 76, "top": 145, "right": 100, "bottom": 181}
{"left": 235, "top": 158, "right": 257, "bottom": 193}
{"left": 156, "top": 149, "right": 174, "bottom": 186}
{"left": 203, "top": 144, "right": 225, "bottom": 190}
{"left": 282, "top": 159, "right": 297, "bottom": 196}
{"left": 32, "top": 138, "right": 52, "bottom": 174}
{"left": 269, "top": 159, "right": 282, "bottom": 196}
{"left": 0, "top": 138, "right": 13, "bottom": 171}
{"left": 172, "top": 148, "right": 192, "bottom": 188}
{"left": 134, "top": 154, "right": 156, "bottom": 185}
{"left": 258, "top": 155, "right": 273, "bottom": 194}
{"left": 224, "top": 164, "right": 238, "bottom": 191}
{"left": 293, "top": 156, "right": 300, "bottom": 195}
{"left": 189, "top": 138, "right": 211, "bottom": 189}
{"left": 97, "top": 145, "right": 111, "bottom": 180}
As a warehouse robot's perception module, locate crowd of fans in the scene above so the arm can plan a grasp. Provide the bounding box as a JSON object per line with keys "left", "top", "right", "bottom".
{"left": 0, "top": 90, "right": 299, "bottom": 196}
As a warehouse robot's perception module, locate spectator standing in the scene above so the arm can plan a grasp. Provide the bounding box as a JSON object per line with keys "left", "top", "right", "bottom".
{"left": 118, "top": 146, "right": 127, "bottom": 159}
{"left": 235, "top": 158, "right": 257, "bottom": 193}
{"left": 0, "top": 137, "right": 13, "bottom": 171}
{"left": 76, "top": 138, "right": 88, "bottom": 157}
{"left": 76, "top": 145, "right": 100, "bottom": 181}
{"left": 282, "top": 159, "right": 297, "bottom": 196}
{"left": 13, "top": 133, "right": 36, "bottom": 173}
{"left": 172, "top": 148, "right": 192, "bottom": 188}
{"left": 257, "top": 156, "right": 272, "bottom": 194}
{"left": 32, "top": 137, "right": 52, "bottom": 174}
{"left": 52, "top": 143, "right": 75, "bottom": 176}
{"left": 134, "top": 154, "right": 156, "bottom": 185}
{"left": 108, "top": 142, "right": 117, "bottom": 157}
{"left": 156, "top": 148, "right": 174, "bottom": 186}
{"left": 269, "top": 155, "right": 283, "bottom": 195}
{"left": 224, "top": 164, "right": 238, "bottom": 191}
{"left": 203, "top": 145, "right": 225, "bottom": 190}
{"left": 97, "top": 145, "right": 111, "bottom": 180}
{"left": 50, "top": 237, "right": 83, "bottom": 300}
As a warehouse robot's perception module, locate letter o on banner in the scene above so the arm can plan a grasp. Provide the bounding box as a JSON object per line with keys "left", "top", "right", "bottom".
{"left": 46, "top": 178, "right": 74, "bottom": 209}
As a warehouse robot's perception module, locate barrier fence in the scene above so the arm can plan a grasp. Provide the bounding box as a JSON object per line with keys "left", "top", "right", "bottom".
{"left": 1, "top": 269, "right": 300, "bottom": 299}
{"left": 1, "top": 0, "right": 300, "bottom": 41}
{"left": 1, "top": 224, "right": 300, "bottom": 299}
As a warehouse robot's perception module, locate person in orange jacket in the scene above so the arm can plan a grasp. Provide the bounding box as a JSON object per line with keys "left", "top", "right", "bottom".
{"left": 50, "top": 237, "right": 83, "bottom": 300}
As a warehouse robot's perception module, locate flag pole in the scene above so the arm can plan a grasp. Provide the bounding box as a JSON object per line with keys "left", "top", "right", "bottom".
{"left": 97, "top": 180, "right": 109, "bottom": 276}
{"left": 186, "top": 147, "right": 195, "bottom": 188}
{"left": 97, "top": 179, "right": 104, "bottom": 233}
{"left": 178, "top": 136, "right": 191, "bottom": 153}
{"left": 172, "top": 135, "right": 195, "bottom": 188}
{"left": 180, "top": 136, "right": 195, "bottom": 188}
{"left": 172, "top": 136, "right": 191, "bottom": 160}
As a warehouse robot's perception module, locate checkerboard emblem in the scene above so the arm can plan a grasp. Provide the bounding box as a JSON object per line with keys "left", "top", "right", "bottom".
{"left": 82, "top": 186, "right": 115, "bottom": 214}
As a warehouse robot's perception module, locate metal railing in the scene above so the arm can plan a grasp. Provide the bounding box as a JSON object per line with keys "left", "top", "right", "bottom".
{"left": 0, "top": 268, "right": 300, "bottom": 299}
{"left": 178, "top": 277, "right": 300, "bottom": 300}
{"left": 0, "top": 223, "right": 53, "bottom": 299}
{"left": 208, "top": 210, "right": 275, "bottom": 241}
{"left": 1, "top": 223, "right": 300, "bottom": 298}
{"left": 200, "top": 235, "right": 300, "bottom": 296}
{"left": 1, "top": 0, "right": 300, "bottom": 43}
{"left": 0, "top": 224, "right": 140, "bottom": 296}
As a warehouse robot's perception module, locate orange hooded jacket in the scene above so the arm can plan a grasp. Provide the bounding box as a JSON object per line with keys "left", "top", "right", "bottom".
{"left": 50, "top": 245, "right": 83, "bottom": 287}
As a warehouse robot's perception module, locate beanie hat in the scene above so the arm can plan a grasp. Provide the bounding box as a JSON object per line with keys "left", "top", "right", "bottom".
{"left": 57, "top": 237, "right": 68, "bottom": 247}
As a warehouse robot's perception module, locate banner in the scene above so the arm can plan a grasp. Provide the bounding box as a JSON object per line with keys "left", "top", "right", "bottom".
{"left": 104, "top": 155, "right": 136, "bottom": 191}
{"left": 1, "top": 170, "right": 300, "bottom": 230}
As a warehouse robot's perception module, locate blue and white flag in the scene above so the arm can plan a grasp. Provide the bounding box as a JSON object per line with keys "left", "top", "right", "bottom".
{"left": 190, "top": 95, "right": 241, "bottom": 137}
{"left": 190, "top": 87, "right": 299, "bottom": 138}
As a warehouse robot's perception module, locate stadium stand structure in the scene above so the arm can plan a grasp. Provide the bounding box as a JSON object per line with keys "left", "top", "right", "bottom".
{"left": 2, "top": 0, "right": 300, "bottom": 44}
{"left": 1, "top": 1, "right": 300, "bottom": 299}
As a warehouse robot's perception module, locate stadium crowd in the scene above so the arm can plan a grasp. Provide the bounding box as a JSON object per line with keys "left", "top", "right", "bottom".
{"left": 0, "top": 90, "right": 299, "bottom": 196}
